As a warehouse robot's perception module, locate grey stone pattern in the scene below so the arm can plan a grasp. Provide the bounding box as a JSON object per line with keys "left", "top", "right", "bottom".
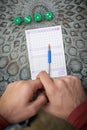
{"left": 0, "top": 0, "right": 87, "bottom": 95}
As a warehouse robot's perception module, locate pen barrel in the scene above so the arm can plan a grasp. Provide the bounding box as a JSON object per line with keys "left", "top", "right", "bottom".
{"left": 48, "top": 50, "right": 51, "bottom": 63}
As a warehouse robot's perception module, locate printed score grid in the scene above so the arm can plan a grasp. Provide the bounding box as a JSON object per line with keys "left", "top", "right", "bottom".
{"left": 25, "top": 25, "right": 67, "bottom": 79}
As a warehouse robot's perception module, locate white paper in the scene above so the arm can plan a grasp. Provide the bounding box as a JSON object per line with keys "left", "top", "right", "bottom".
{"left": 25, "top": 26, "right": 67, "bottom": 79}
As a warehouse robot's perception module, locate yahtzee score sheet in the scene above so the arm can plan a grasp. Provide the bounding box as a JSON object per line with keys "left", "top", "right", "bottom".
{"left": 25, "top": 26, "right": 67, "bottom": 79}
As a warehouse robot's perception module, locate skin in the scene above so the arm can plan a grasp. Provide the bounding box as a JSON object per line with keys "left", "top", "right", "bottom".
{"left": 0, "top": 71, "right": 87, "bottom": 124}
{"left": 0, "top": 79, "right": 47, "bottom": 123}
{"left": 37, "top": 71, "right": 87, "bottom": 120}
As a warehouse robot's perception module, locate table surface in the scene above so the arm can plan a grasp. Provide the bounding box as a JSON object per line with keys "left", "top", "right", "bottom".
{"left": 0, "top": 0, "right": 87, "bottom": 129}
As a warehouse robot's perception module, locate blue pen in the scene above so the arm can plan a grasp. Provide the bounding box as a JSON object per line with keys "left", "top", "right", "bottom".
{"left": 48, "top": 44, "right": 51, "bottom": 75}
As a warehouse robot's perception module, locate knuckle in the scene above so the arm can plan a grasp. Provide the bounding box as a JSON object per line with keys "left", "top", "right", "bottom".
{"left": 58, "top": 79, "right": 66, "bottom": 86}
{"left": 32, "top": 107, "right": 37, "bottom": 115}
{"left": 55, "top": 79, "right": 66, "bottom": 90}
{"left": 67, "top": 75, "right": 74, "bottom": 81}
{"left": 39, "top": 93, "right": 47, "bottom": 104}
{"left": 21, "top": 80, "right": 30, "bottom": 86}
{"left": 72, "top": 76, "right": 81, "bottom": 82}
{"left": 19, "top": 81, "right": 26, "bottom": 87}
{"left": 67, "top": 75, "right": 80, "bottom": 82}
{"left": 39, "top": 71, "right": 47, "bottom": 76}
{"left": 38, "top": 94, "right": 47, "bottom": 105}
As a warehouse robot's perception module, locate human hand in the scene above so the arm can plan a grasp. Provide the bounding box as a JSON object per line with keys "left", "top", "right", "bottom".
{"left": 0, "top": 79, "right": 47, "bottom": 123}
{"left": 37, "top": 71, "right": 87, "bottom": 120}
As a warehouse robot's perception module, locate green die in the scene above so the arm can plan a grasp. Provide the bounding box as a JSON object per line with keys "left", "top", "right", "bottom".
{"left": 45, "top": 12, "right": 53, "bottom": 20}
{"left": 24, "top": 15, "right": 32, "bottom": 24}
{"left": 34, "top": 13, "right": 42, "bottom": 22}
{"left": 14, "top": 17, "right": 22, "bottom": 25}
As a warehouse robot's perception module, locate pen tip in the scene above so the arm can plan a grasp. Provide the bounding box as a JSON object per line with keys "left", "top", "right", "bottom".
{"left": 48, "top": 44, "right": 51, "bottom": 50}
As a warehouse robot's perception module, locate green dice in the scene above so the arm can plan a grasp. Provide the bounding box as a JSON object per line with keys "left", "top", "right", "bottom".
{"left": 24, "top": 15, "right": 32, "bottom": 24}
{"left": 14, "top": 17, "right": 22, "bottom": 25}
{"left": 34, "top": 13, "right": 42, "bottom": 22}
{"left": 45, "top": 12, "right": 53, "bottom": 20}
{"left": 14, "top": 11, "right": 53, "bottom": 25}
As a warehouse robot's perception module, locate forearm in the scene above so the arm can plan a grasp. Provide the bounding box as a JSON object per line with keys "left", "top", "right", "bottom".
{"left": 67, "top": 100, "right": 87, "bottom": 130}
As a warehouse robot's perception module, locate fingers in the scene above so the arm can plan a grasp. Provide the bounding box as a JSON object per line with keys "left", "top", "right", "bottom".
{"left": 37, "top": 71, "right": 57, "bottom": 98}
{"left": 37, "top": 71, "right": 81, "bottom": 98}
{"left": 16, "top": 79, "right": 43, "bottom": 94}
{"left": 54, "top": 75, "right": 81, "bottom": 88}
{"left": 29, "top": 79, "right": 43, "bottom": 93}
{"left": 27, "top": 93, "right": 47, "bottom": 117}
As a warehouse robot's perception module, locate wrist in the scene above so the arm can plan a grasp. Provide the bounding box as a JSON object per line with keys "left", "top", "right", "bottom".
{"left": 67, "top": 100, "right": 87, "bottom": 129}
{"left": 0, "top": 98, "right": 11, "bottom": 128}
{"left": 0, "top": 115, "right": 10, "bottom": 129}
